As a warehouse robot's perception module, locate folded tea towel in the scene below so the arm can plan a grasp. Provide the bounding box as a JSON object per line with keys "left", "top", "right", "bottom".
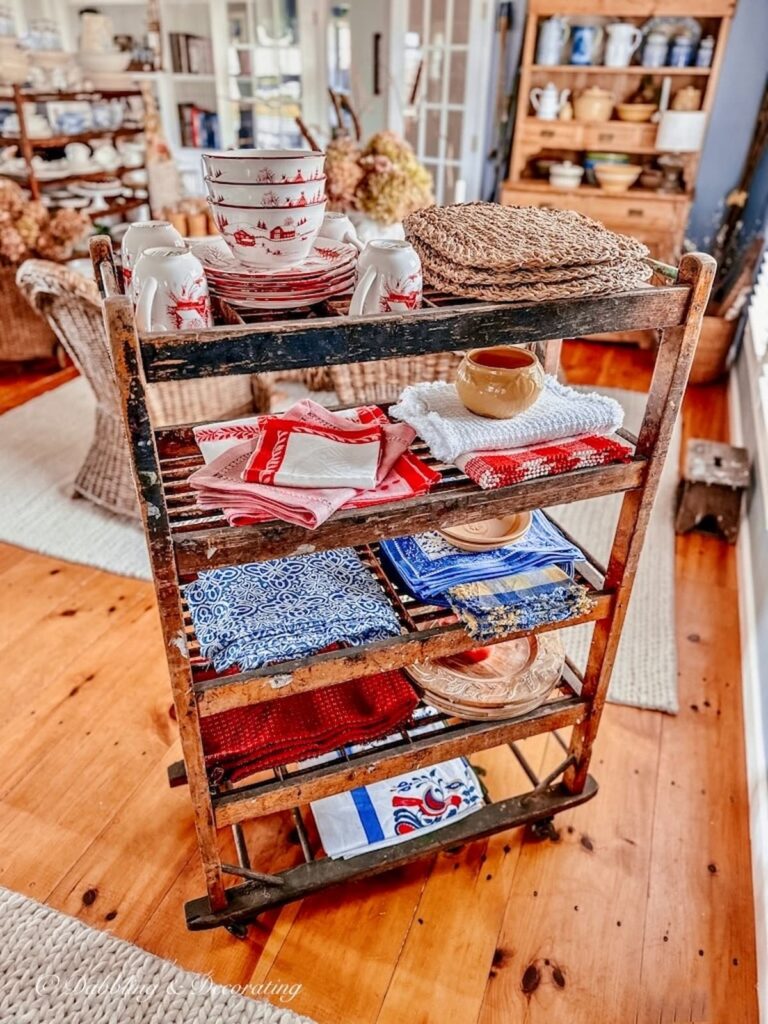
{"left": 455, "top": 433, "right": 633, "bottom": 490}
{"left": 190, "top": 401, "right": 439, "bottom": 529}
{"left": 379, "top": 510, "right": 584, "bottom": 601}
{"left": 390, "top": 375, "right": 624, "bottom": 464}
{"left": 243, "top": 416, "right": 383, "bottom": 489}
{"left": 200, "top": 669, "right": 419, "bottom": 780}
{"left": 311, "top": 757, "right": 484, "bottom": 859}
{"left": 446, "top": 565, "right": 594, "bottom": 642}
{"left": 185, "top": 548, "right": 403, "bottom": 672}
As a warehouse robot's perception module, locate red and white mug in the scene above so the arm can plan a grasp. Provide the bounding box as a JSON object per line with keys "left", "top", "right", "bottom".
{"left": 349, "top": 240, "right": 422, "bottom": 316}
{"left": 134, "top": 246, "right": 212, "bottom": 333}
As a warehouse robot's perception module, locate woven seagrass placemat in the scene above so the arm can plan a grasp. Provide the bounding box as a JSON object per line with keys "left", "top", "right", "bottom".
{"left": 405, "top": 203, "right": 648, "bottom": 273}
{"left": 422, "top": 260, "right": 652, "bottom": 303}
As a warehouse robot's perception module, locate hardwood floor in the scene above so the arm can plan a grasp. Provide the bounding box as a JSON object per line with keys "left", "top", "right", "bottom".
{"left": 0, "top": 342, "right": 757, "bottom": 1023}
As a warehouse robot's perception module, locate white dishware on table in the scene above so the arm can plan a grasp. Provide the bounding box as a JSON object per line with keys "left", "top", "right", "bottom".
{"left": 134, "top": 246, "right": 212, "bottom": 333}
{"left": 121, "top": 219, "right": 185, "bottom": 293}
{"left": 530, "top": 82, "right": 571, "bottom": 120}
{"left": 320, "top": 211, "right": 362, "bottom": 250}
{"left": 535, "top": 15, "right": 570, "bottom": 65}
{"left": 202, "top": 148, "right": 326, "bottom": 185}
{"left": 349, "top": 240, "right": 422, "bottom": 316}
{"left": 603, "top": 22, "right": 643, "bottom": 67}
{"left": 64, "top": 141, "right": 91, "bottom": 169}
{"left": 549, "top": 160, "right": 584, "bottom": 189}
{"left": 208, "top": 197, "right": 327, "bottom": 268}
{"left": 204, "top": 176, "right": 326, "bottom": 208}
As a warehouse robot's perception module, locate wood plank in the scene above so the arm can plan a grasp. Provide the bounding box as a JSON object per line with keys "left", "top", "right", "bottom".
{"left": 212, "top": 699, "right": 588, "bottom": 826}
{"left": 140, "top": 288, "right": 690, "bottom": 383}
{"left": 194, "top": 595, "right": 611, "bottom": 716}
{"left": 172, "top": 462, "right": 646, "bottom": 573}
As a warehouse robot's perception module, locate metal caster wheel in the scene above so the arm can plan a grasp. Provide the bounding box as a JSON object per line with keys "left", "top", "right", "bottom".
{"left": 226, "top": 922, "right": 250, "bottom": 940}
{"left": 528, "top": 817, "right": 560, "bottom": 843}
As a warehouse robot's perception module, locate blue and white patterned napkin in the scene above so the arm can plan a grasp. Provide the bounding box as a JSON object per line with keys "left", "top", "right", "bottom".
{"left": 379, "top": 510, "right": 584, "bottom": 602}
{"left": 185, "top": 548, "right": 403, "bottom": 672}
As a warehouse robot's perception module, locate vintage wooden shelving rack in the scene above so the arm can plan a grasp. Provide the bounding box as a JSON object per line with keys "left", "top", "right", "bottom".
{"left": 91, "top": 236, "right": 713, "bottom": 934}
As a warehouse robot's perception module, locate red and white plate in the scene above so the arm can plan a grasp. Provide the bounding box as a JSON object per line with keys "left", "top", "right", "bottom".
{"left": 191, "top": 235, "right": 357, "bottom": 282}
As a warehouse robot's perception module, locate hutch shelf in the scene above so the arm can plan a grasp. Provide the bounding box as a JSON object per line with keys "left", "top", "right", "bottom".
{"left": 91, "top": 235, "right": 714, "bottom": 933}
{"left": 502, "top": 0, "right": 735, "bottom": 264}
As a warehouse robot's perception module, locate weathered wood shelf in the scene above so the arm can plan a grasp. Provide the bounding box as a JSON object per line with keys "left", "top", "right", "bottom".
{"left": 91, "top": 234, "right": 715, "bottom": 932}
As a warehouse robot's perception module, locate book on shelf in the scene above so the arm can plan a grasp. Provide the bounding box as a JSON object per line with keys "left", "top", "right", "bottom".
{"left": 169, "top": 32, "right": 214, "bottom": 75}
{"left": 178, "top": 103, "right": 220, "bottom": 149}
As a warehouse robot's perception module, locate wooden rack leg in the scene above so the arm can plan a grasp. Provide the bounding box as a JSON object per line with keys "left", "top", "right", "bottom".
{"left": 564, "top": 252, "right": 716, "bottom": 794}
{"left": 92, "top": 237, "right": 228, "bottom": 912}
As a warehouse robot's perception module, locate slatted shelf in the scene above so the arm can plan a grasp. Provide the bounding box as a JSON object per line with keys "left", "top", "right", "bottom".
{"left": 156, "top": 420, "right": 642, "bottom": 573}
{"left": 183, "top": 538, "right": 608, "bottom": 716}
{"left": 211, "top": 684, "right": 588, "bottom": 826}
{"left": 185, "top": 773, "right": 600, "bottom": 928}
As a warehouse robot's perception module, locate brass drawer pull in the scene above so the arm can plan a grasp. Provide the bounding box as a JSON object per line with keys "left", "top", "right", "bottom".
{"left": 540, "top": 129, "right": 555, "bottom": 138}
{"left": 628, "top": 208, "right": 644, "bottom": 218}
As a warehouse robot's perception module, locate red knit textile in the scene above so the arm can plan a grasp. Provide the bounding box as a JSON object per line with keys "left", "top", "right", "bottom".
{"left": 200, "top": 670, "right": 419, "bottom": 780}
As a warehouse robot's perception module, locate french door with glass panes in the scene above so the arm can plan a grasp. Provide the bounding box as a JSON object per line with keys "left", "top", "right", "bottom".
{"left": 390, "top": 0, "right": 495, "bottom": 204}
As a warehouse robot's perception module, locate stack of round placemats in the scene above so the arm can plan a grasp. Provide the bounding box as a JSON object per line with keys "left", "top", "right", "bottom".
{"left": 406, "top": 633, "right": 565, "bottom": 720}
{"left": 404, "top": 203, "right": 652, "bottom": 302}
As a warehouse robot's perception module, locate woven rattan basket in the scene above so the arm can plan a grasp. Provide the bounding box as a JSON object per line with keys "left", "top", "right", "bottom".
{"left": 330, "top": 352, "right": 462, "bottom": 406}
{"left": 2, "top": 266, "right": 57, "bottom": 361}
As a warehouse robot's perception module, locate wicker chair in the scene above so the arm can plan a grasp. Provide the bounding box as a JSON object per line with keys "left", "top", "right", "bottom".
{"left": 16, "top": 260, "right": 273, "bottom": 519}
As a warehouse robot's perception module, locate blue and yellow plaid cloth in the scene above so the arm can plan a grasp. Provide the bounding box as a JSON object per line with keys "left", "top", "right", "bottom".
{"left": 446, "top": 565, "right": 594, "bottom": 642}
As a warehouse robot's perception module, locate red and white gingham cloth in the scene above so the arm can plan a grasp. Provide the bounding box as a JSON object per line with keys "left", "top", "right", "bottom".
{"left": 455, "top": 433, "right": 634, "bottom": 490}
{"left": 200, "top": 669, "right": 419, "bottom": 780}
{"left": 242, "top": 415, "right": 385, "bottom": 489}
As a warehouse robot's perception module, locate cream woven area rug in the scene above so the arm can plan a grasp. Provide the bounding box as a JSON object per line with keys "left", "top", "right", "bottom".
{"left": 0, "top": 886, "right": 315, "bottom": 1023}
{"left": 0, "top": 378, "right": 677, "bottom": 711}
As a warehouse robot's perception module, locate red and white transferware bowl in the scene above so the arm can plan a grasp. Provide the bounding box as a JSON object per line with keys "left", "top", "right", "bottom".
{"left": 191, "top": 236, "right": 357, "bottom": 281}
{"left": 209, "top": 199, "right": 326, "bottom": 268}
{"left": 204, "top": 177, "right": 326, "bottom": 208}
{"left": 202, "top": 148, "right": 325, "bottom": 185}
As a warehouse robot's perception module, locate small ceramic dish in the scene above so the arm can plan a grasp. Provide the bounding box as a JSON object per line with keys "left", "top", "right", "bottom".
{"left": 594, "top": 162, "right": 642, "bottom": 193}
{"left": 437, "top": 511, "right": 533, "bottom": 552}
{"left": 616, "top": 102, "right": 657, "bottom": 123}
{"left": 455, "top": 346, "right": 544, "bottom": 419}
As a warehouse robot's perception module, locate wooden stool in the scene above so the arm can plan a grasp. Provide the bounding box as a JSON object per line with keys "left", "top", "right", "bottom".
{"left": 675, "top": 439, "right": 750, "bottom": 544}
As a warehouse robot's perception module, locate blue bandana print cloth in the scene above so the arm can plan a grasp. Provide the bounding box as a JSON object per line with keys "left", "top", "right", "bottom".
{"left": 446, "top": 565, "right": 594, "bottom": 642}
{"left": 379, "top": 510, "right": 584, "bottom": 603}
{"left": 185, "top": 547, "right": 403, "bottom": 672}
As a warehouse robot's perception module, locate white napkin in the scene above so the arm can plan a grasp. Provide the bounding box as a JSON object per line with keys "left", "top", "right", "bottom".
{"left": 390, "top": 375, "right": 624, "bottom": 463}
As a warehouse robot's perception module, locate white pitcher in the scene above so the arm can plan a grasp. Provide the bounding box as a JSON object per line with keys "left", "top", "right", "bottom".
{"left": 134, "top": 246, "right": 212, "bottom": 333}
{"left": 535, "top": 16, "right": 570, "bottom": 66}
{"left": 604, "top": 22, "right": 643, "bottom": 67}
{"left": 530, "top": 83, "right": 571, "bottom": 121}
{"left": 349, "top": 240, "right": 422, "bottom": 316}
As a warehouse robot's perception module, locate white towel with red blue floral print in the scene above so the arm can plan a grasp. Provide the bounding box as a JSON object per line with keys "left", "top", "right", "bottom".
{"left": 311, "top": 757, "right": 484, "bottom": 859}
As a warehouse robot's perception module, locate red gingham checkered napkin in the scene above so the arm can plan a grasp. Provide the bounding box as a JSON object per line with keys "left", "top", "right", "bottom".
{"left": 456, "top": 434, "right": 634, "bottom": 490}
{"left": 200, "top": 670, "right": 419, "bottom": 780}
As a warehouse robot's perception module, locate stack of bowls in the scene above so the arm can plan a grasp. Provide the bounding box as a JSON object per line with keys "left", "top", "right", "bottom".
{"left": 203, "top": 149, "right": 326, "bottom": 269}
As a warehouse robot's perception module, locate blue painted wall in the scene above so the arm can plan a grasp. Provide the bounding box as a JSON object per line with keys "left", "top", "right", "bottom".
{"left": 686, "top": 0, "right": 768, "bottom": 251}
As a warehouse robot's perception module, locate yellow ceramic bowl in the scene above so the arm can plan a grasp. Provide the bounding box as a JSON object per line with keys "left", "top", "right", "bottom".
{"left": 594, "top": 163, "right": 642, "bottom": 193}
{"left": 455, "top": 346, "right": 544, "bottom": 419}
{"left": 616, "top": 103, "right": 658, "bottom": 123}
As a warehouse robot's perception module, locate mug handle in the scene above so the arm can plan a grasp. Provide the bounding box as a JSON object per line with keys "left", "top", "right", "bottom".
{"left": 530, "top": 87, "right": 542, "bottom": 111}
{"left": 629, "top": 26, "right": 643, "bottom": 54}
{"left": 135, "top": 276, "right": 159, "bottom": 333}
{"left": 343, "top": 230, "right": 364, "bottom": 253}
{"left": 349, "top": 264, "right": 378, "bottom": 317}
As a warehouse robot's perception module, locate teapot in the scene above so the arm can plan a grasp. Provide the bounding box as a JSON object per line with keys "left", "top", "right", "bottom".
{"left": 573, "top": 86, "right": 615, "bottom": 123}
{"left": 535, "top": 16, "right": 570, "bottom": 66}
{"left": 530, "top": 82, "right": 571, "bottom": 121}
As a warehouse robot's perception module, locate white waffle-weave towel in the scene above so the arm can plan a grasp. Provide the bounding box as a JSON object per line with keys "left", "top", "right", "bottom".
{"left": 390, "top": 375, "right": 624, "bottom": 463}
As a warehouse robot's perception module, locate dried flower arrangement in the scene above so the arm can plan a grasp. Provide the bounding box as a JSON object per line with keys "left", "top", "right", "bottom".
{"left": 0, "top": 179, "right": 92, "bottom": 266}
{"left": 300, "top": 92, "right": 433, "bottom": 227}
